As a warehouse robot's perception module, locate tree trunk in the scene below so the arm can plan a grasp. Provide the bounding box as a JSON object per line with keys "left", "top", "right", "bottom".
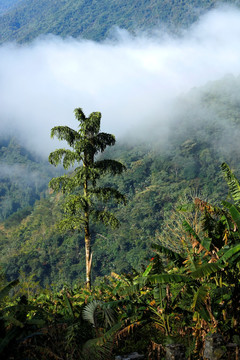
{"left": 83, "top": 171, "right": 92, "bottom": 289}
{"left": 85, "top": 220, "right": 92, "bottom": 289}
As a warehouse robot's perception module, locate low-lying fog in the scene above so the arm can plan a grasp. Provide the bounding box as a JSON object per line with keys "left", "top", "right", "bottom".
{"left": 1, "top": 5, "right": 240, "bottom": 156}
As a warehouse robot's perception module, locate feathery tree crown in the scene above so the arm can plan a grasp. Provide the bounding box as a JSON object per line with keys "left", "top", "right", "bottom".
{"left": 48, "top": 108, "right": 126, "bottom": 231}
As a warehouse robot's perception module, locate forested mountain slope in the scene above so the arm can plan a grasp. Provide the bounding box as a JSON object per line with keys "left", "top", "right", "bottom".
{"left": 1, "top": 75, "right": 240, "bottom": 288}
{"left": 0, "top": 0, "right": 238, "bottom": 43}
{"left": 0, "top": 137, "right": 61, "bottom": 220}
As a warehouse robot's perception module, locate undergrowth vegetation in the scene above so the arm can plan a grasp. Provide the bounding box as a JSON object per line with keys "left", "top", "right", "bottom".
{"left": 1, "top": 162, "right": 239, "bottom": 359}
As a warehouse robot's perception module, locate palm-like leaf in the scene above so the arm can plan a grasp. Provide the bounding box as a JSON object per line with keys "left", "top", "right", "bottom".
{"left": 218, "top": 243, "right": 240, "bottom": 263}
{"left": 95, "top": 159, "right": 126, "bottom": 174}
{"left": 192, "top": 285, "right": 210, "bottom": 322}
{"left": 182, "top": 220, "right": 201, "bottom": 243}
{"left": 90, "top": 187, "right": 126, "bottom": 205}
{"left": 91, "top": 209, "right": 120, "bottom": 228}
{"left": 151, "top": 243, "right": 184, "bottom": 266}
{"left": 82, "top": 300, "right": 116, "bottom": 329}
{"left": 50, "top": 126, "right": 80, "bottom": 146}
{"left": 222, "top": 201, "right": 240, "bottom": 233}
{"left": 49, "top": 149, "right": 80, "bottom": 169}
{"left": 82, "top": 323, "right": 121, "bottom": 360}
{"left": 0, "top": 279, "right": 19, "bottom": 301}
{"left": 190, "top": 262, "right": 222, "bottom": 279}
{"left": 221, "top": 162, "right": 240, "bottom": 206}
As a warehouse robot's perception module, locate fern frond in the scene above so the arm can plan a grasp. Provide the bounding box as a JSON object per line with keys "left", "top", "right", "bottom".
{"left": 95, "top": 159, "right": 126, "bottom": 174}
{"left": 91, "top": 210, "right": 120, "bottom": 228}
{"left": 48, "top": 149, "right": 79, "bottom": 168}
{"left": 90, "top": 187, "right": 126, "bottom": 205}
{"left": 50, "top": 126, "right": 80, "bottom": 146}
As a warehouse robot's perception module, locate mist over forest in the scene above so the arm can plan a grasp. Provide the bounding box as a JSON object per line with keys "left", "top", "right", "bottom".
{"left": 1, "top": 6, "right": 240, "bottom": 155}
{"left": 1, "top": 2, "right": 240, "bottom": 359}
{"left": 1, "top": 0, "right": 240, "bottom": 281}
{"left": 1, "top": 1, "right": 240, "bottom": 277}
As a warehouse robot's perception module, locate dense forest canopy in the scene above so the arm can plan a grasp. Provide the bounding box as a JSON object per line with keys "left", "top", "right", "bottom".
{"left": 0, "top": 0, "right": 240, "bottom": 43}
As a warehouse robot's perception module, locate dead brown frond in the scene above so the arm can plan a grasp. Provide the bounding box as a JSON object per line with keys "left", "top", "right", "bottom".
{"left": 194, "top": 198, "right": 215, "bottom": 214}
{"left": 116, "top": 322, "right": 140, "bottom": 341}
{"left": 148, "top": 340, "right": 165, "bottom": 360}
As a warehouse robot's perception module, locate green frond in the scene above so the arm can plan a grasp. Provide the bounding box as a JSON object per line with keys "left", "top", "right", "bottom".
{"left": 63, "top": 291, "right": 74, "bottom": 319}
{"left": 92, "top": 210, "right": 120, "bottom": 228}
{"left": 49, "top": 174, "right": 75, "bottom": 193}
{"left": 90, "top": 187, "right": 126, "bottom": 205}
{"left": 82, "top": 300, "right": 103, "bottom": 327}
{"left": 100, "top": 304, "right": 116, "bottom": 328}
{"left": 63, "top": 194, "right": 89, "bottom": 214}
{"left": 200, "top": 237, "right": 212, "bottom": 252}
{"left": 218, "top": 243, "right": 240, "bottom": 264}
{"left": 190, "top": 262, "right": 221, "bottom": 279}
{"left": 118, "top": 273, "right": 191, "bottom": 297}
{"left": 0, "top": 279, "right": 19, "bottom": 301}
{"left": 82, "top": 338, "right": 112, "bottom": 360}
{"left": 182, "top": 220, "right": 201, "bottom": 243}
{"left": 49, "top": 149, "right": 79, "bottom": 168}
{"left": 85, "top": 112, "right": 101, "bottom": 135}
{"left": 151, "top": 243, "right": 184, "bottom": 266}
{"left": 82, "top": 323, "right": 122, "bottom": 360}
{"left": 146, "top": 273, "right": 191, "bottom": 285}
{"left": 221, "top": 162, "right": 240, "bottom": 206}
{"left": 74, "top": 107, "right": 86, "bottom": 122}
{"left": 117, "top": 283, "right": 144, "bottom": 296}
{"left": 50, "top": 126, "right": 80, "bottom": 146}
{"left": 82, "top": 300, "right": 116, "bottom": 329}
{"left": 222, "top": 201, "right": 240, "bottom": 232}
{"left": 73, "top": 166, "right": 94, "bottom": 183}
{"left": 93, "top": 132, "right": 115, "bottom": 152}
{"left": 57, "top": 215, "right": 85, "bottom": 232}
{"left": 192, "top": 285, "right": 210, "bottom": 321}
{"left": 95, "top": 159, "right": 126, "bottom": 175}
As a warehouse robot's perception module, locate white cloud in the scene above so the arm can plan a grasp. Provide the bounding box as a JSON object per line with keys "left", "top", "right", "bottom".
{"left": 1, "top": 5, "right": 240, "bottom": 156}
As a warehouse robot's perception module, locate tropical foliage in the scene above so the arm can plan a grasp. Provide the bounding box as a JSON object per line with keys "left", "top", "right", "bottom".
{"left": 1, "top": 162, "right": 239, "bottom": 359}
{"left": 0, "top": 137, "right": 60, "bottom": 220}
{"left": 48, "top": 108, "right": 126, "bottom": 288}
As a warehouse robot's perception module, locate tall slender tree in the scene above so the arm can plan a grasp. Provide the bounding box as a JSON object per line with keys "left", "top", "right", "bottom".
{"left": 48, "top": 108, "right": 126, "bottom": 289}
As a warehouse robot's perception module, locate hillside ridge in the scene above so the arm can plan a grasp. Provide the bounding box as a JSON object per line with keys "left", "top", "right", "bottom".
{"left": 0, "top": 0, "right": 236, "bottom": 43}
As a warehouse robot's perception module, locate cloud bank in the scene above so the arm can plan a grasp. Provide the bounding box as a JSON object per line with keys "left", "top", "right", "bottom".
{"left": 1, "top": 5, "right": 240, "bottom": 156}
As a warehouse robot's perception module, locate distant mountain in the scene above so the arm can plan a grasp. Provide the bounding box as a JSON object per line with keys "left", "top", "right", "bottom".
{"left": 0, "top": 137, "right": 61, "bottom": 220}
{"left": 0, "top": 0, "right": 238, "bottom": 44}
